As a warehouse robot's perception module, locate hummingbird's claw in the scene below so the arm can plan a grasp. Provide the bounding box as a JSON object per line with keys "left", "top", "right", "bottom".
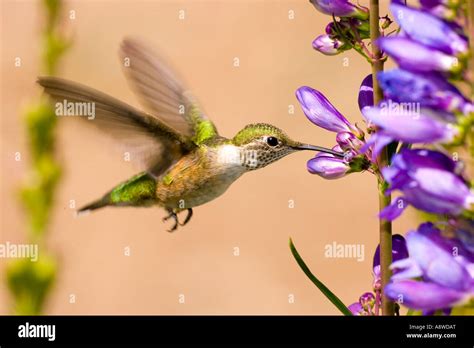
{"left": 163, "top": 208, "right": 193, "bottom": 232}
{"left": 178, "top": 208, "right": 193, "bottom": 226}
{"left": 163, "top": 210, "right": 178, "bottom": 232}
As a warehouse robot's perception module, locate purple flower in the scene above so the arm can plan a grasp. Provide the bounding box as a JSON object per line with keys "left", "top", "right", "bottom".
{"left": 307, "top": 151, "right": 350, "bottom": 179}
{"left": 373, "top": 234, "right": 409, "bottom": 274}
{"left": 372, "top": 234, "right": 409, "bottom": 291}
{"left": 379, "top": 149, "right": 474, "bottom": 219}
{"left": 390, "top": 3, "right": 468, "bottom": 56}
{"left": 377, "top": 37, "right": 460, "bottom": 73}
{"left": 358, "top": 74, "right": 374, "bottom": 111}
{"left": 386, "top": 223, "right": 473, "bottom": 311}
{"left": 296, "top": 86, "right": 353, "bottom": 133}
{"left": 347, "top": 302, "right": 365, "bottom": 315}
{"left": 348, "top": 292, "right": 378, "bottom": 315}
{"left": 310, "top": 0, "right": 368, "bottom": 19}
{"left": 312, "top": 34, "right": 344, "bottom": 55}
{"left": 361, "top": 106, "right": 458, "bottom": 158}
{"left": 377, "top": 69, "right": 472, "bottom": 114}
{"left": 385, "top": 280, "right": 468, "bottom": 311}
{"left": 336, "top": 132, "right": 364, "bottom": 152}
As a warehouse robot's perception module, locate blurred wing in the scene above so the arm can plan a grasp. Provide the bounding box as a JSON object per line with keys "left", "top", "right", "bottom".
{"left": 37, "top": 76, "right": 194, "bottom": 177}
{"left": 119, "top": 38, "right": 218, "bottom": 144}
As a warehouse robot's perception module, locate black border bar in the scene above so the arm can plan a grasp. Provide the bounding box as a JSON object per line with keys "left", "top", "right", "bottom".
{"left": 0, "top": 315, "right": 473, "bottom": 346}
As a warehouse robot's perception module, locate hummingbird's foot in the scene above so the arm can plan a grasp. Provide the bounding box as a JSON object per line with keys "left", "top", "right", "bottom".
{"left": 163, "top": 210, "right": 178, "bottom": 232}
{"left": 178, "top": 208, "right": 193, "bottom": 226}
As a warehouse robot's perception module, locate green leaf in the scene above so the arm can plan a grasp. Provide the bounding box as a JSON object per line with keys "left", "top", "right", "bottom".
{"left": 289, "top": 238, "right": 352, "bottom": 315}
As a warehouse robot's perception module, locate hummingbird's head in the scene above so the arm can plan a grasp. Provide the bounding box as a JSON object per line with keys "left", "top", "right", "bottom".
{"left": 231, "top": 123, "right": 342, "bottom": 171}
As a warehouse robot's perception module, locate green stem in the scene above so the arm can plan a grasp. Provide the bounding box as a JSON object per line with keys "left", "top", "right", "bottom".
{"left": 369, "top": 0, "right": 394, "bottom": 316}
{"left": 289, "top": 239, "right": 352, "bottom": 316}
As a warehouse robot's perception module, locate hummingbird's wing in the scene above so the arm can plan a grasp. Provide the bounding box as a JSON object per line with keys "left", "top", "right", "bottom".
{"left": 119, "top": 38, "right": 218, "bottom": 145}
{"left": 37, "top": 76, "right": 194, "bottom": 177}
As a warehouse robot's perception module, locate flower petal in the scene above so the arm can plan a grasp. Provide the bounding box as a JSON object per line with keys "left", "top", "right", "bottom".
{"left": 362, "top": 106, "right": 456, "bottom": 144}
{"left": 418, "top": 222, "right": 474, "bottom": 264}
{"left": 307, "top": 155, "right": 349, "bottom": 179}
{"left": 312, "top": 34, "right": 343, "bottom": 56}
{"left": 405, "top": 231, "right": 472, "bottom": 291}
{"left": 379, "top": 197, "right": 408, "bottom": 221}
{"left": 347, "top": 302, "right": 365, "bottom": 315}
{"left": 296, "top": 86, "right": 352, "bottom": 133}
{"left": 358, "top": 74, "right": 374, "bottom": 111}
{"left": 390, "top": 3, "right": 468, "bottom": 56}
{"left": 385, "top": 280, "right": 468, "bottom": 310}
{"left": 373, "top": 234, "right": 409, "bottom": 269}
{"left": 377, "top": 69, "right": 469, "bottom": 114}
{"left": 410, "top": 168, "right": 473, "bottom": 212}
{"left": 377, "top": 37, "right": 459, "bottom": 73}
{"left": 310, "top": 0, "right": 368, "bottom": 19}
{"left": 390, "top": 257, "right": 424, "bottom": 280}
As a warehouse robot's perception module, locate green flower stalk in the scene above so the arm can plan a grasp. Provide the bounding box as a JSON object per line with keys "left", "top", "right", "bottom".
{"left": 6, "top": 0, "right": 70, "bottom": 314}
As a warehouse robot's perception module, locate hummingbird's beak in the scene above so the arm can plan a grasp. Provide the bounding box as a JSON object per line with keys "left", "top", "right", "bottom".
{"left": 291, "top": 144, "right": 346, "bottom": 158}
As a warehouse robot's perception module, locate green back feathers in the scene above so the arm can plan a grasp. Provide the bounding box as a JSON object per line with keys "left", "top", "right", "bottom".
{"left": 190, "top": 106, "right": 218, "bottom": 146}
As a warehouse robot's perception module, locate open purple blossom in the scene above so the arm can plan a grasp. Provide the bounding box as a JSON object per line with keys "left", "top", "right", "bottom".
{"left": 379, "top": 149, "right": 474, "bottom": 220}
{"left": 361, "top": 106, "right": 458, "bottom": 158}
{"left": 385, "top": 223, "right": 474, "bottom": 311}
{"left": 377, "top": 37, "right": 460, "bottom": 73}
{"left": 377, "top": 69, "right": 472, "bottom": 114}
{"left": 390, "top": 2, "right": 468, "bottom": 56}
{"left": 310, "top": 0, "right": 368, "bottom": 19}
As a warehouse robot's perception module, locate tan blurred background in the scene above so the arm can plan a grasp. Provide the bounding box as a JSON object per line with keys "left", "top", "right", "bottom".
{"left": 0, "top": 0, "right": 415, "bottom": 314}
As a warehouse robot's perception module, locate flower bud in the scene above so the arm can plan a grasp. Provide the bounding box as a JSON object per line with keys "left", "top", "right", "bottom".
{"left": 307, "top": 155, "right": 349, "bottom": 179}
{"left": 312, "top": 34, "right": 344, "bottom": 56}
{"left": 296, "top": 86, "right": 353, "bottom": 133}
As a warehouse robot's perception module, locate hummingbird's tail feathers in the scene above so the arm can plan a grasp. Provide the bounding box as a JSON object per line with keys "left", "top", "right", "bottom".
{"left": 77, "top": 196, "right": 110, "bottom": 215}
{"left": 77, "top": 172, "right": 158, "bottom": 216}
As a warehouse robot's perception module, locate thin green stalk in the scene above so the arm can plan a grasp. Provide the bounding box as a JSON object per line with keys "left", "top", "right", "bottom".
{"left": 369, "top": 0, "right": 394, "bottom": 316}
{"left": 289, "top": 239, "right": 352, "bottom": 315}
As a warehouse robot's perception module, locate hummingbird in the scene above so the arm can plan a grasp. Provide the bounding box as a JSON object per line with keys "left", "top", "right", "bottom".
{"left": 38, "top": 38, "right": 344, "bottom": 232}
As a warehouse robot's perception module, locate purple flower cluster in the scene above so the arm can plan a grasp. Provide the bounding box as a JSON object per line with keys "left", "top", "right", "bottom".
{"left": 300, "top": 0, "right": 474, "bottom": 314}
{"left": 386, "top": 222, "right": 474, "bottom": 313}
{"left": 309, "top": 0, "right": 369, "bottom": 56}
{"left": 295, "top": 86, "right": 370, "bottom": 179}
{"left": 369, "top": 1, "right": 473, "bottom": 221}
{"left": 364, "top": 0, "right": 474, "bottom": 313}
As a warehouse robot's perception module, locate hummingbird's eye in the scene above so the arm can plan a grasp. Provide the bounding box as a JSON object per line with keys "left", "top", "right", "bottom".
{"left": 266, "top": 136, "right": 279, "bottom": 147}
